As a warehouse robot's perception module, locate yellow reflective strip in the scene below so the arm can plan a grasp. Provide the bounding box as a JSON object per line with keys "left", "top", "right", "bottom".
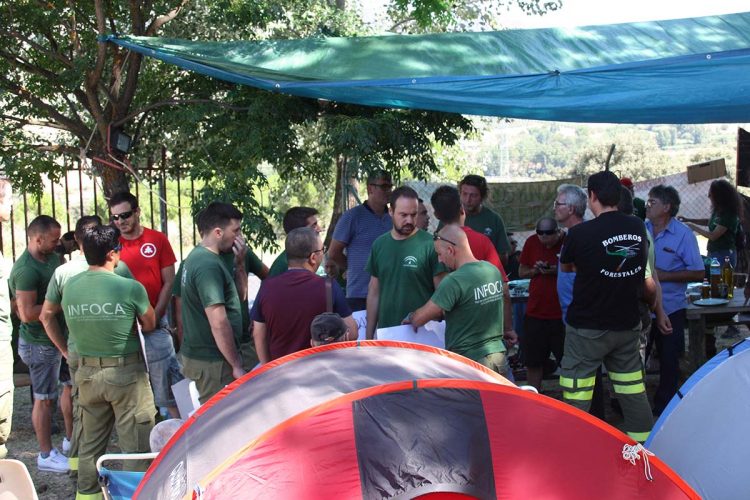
{"left": 612, "top": 382, "right": 646, "bottom": 395}
{"left": 609, "top": 371, "right": 643, "bottom": 383}
{"left": 627, "top": 431, "right": 651, "bottom": 443}
{"left": 68, "top": 456, "right": 78, "bottom": 471}
{"left": 576, "top": 375, "right": 596, "bottom": 388}
{"left": 563, "top": 390, "right": 593, "bottom": 401}
{"left": 559, "top": 377, "right": 574, "bottom": 388}
{"left": 76, "top": 491, "right": 103, "bottom": 500}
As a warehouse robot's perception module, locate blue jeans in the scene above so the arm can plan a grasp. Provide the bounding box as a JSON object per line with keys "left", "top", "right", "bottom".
{"left": 143, "top": 319, "right": 183, "bottom": 407}
{"left": 18, "top": 338, "right": 61, "bottom": 400}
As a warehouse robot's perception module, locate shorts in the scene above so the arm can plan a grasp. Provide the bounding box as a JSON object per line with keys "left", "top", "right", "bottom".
{"left": 18, "top": 338, "right": 61, "bottom": 400}
{"left": 59, "top": 356, "right": 72, "bottom": 387}
{"left": 521, "top": 316, "right": 565, "bottom": 368}
{"left": 143, "top": 327, "right": 184, "bottom": 408}
{"left": 476, "top": 351, "right": 508, "bottom": 377}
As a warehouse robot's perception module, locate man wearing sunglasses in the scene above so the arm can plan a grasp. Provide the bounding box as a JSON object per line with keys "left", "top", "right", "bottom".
{"left": 329, "top": 170, "right": 393, "bottom": 312}
{"left": 518, "top": 217, "right": 565, "bottom": 392}
{"left": 108, "top": 192, "right": 183, "bottom": 418}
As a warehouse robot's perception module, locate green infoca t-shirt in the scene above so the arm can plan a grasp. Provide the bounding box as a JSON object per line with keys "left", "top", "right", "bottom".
{"left": 708, "top": 211, "right": 739, "bottom": 252}
{"left": 174, "top": 249, "right": 264, "bottom": 342}
{"left": 9, "top": 250, "right": 61, "bottom": 346}
{"left": 62, "top": 270, "right": 150, "bottom": 357}
{"left": 366, "top": 230, "right": 444, "bottom": 329}
{"left": 46, "top": 255, "right": 133, "bottom": 354}
{"left": 179, "top": 246, "right": 243, "bottom": 361}
{"left": 431, "top": 261, "right": 506, "bottom": 362}
{"left": 0, "top": 252, "right": 11, "bottom": 342}
{"left": 464, "top": 206, "right": 511, "bottom": 256}
{"left": 268, "top": 250, "right": 288, "bottom": 277}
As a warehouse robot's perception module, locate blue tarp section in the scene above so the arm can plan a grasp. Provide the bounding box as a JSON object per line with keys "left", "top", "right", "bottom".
{"left": 106, "top": 12, "right": 750, "bottom": 124}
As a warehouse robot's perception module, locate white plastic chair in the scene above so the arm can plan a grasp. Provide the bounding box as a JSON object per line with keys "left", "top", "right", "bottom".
{"left": 0, "top": 459, "right": 38, "bottom": 500}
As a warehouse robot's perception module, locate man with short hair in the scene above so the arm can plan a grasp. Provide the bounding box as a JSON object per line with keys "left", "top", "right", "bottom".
{"left": 40, "top": 215, "right": 133, "bottom": 474}
{"left": 416, "top": 198, "right": 430, "bottom": 231}
{"left": 365, "top": 186, "right": 445, "bottom": 339}
{"left": 553, "top": 184, "right": 588, "bottom": 322}
{"left": 61, "top": 225, "right": 155, "bottom": 498}
{"left": 310, "top": 313, "right": 354, "bottom": 347}
{"left": 459, "top": 174, "right": 511, "bottom": 263}
{"left": 252, "top": 227, "right": 356, "bottom": 363}
{"left": 268, "top": 206, "right": 320, "bottom": 277}
{"left": 108, "top": 192, "right": 183, "bottom": 418}
{"left": 620, "top": 177, "right": 646, "bottom": 220}
{"left": 430, "top": 185, "right": 516, "bottom": 339}
{"left": 559, "top": 171, "right": 653, "bottom": 443}
{"left": 330, "top": 170, "right": 393, "bottom": 311}
{"left": 407, "top": 225, "right": 516, "bottom": 374}
{"left": 11, "top": 215, "right": 70, "bottom": 472}
{"left": 646, "top": 184, "right": 704, "bottom": 416}
{"left": 179, "top": 202, "right": 246, "bottom": 404}
{"left": 0, "top": 179, "right": 14, "bottom": 460}
{"left": 518, "top": 217, "right": 565, "bottom": 392}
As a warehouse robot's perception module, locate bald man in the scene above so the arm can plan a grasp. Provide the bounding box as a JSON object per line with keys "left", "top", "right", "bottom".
{"left": 406, "top": 224, "right": 517, "bottom": 375}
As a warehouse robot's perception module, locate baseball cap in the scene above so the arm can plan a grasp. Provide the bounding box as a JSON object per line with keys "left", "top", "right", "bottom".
{"left": 620, "top": 177, "right": 634, "bottom": 189}
{"left": 311, "top": 313, "right": 348, "bottom": 344}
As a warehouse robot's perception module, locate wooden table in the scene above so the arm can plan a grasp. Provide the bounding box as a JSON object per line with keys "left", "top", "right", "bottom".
{"left": 685, "top": 288, "right": 749, "bottom": 372}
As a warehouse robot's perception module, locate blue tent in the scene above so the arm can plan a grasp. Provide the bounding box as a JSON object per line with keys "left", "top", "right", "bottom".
{"left": 106, "top": 12, "right": 750, "bottom": 123}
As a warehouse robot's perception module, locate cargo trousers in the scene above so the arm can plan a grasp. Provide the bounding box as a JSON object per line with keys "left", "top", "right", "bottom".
{"left": 559, "top": 325, "right": 653, "bottom": 443}
{"left": 75, "top": 353, "right": 155, "bottom": 498}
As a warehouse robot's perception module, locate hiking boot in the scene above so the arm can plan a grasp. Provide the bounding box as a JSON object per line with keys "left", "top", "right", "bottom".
{"left": 62, "top": 437, "right": 71, "bottom": 455}
{"left": 37, "top": 448, "right": 70, "bottom": 473}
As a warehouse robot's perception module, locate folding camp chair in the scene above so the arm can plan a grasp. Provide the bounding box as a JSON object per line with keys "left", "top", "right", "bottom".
{"left": 0, "top": 459, "right": 38, "bottom": 500}
{"left": 96, "top": 452, "right": 157, "bottom": 500}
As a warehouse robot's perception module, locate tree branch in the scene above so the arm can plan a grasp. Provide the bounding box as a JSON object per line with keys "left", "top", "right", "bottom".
{"left": 1, "top": 114, "right": 78, "bottom": 132}
{"left": 0, "top": 29, "right": 74, "bottom": 69}
{"left": 113, "top": 99, "right": 253, "bottom": 127}
{"left": 145, "top": 0, "right": 190, "bottom": 36}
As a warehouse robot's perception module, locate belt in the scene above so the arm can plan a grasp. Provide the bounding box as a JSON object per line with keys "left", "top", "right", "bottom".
{"left": 79, "top": 351, "right": 143, "bottom": 368}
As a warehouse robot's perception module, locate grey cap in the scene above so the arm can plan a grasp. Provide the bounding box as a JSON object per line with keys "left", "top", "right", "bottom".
{"left": 311, "top": 313, "right": 348, "bottom": 344}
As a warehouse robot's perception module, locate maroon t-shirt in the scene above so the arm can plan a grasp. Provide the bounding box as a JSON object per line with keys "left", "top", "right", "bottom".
{"left": 519, "top": 235, "right": 564, "bottom": 320}
{"left": 250, "top": 269, "right": 351, "bottom": 360}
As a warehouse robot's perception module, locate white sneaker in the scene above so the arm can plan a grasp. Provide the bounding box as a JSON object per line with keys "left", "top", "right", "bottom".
{"left": 37, "top": 448, "right": 70, "bottom": 473}
{"left": 62, "top": 437, "right": 71, "bottom": 455}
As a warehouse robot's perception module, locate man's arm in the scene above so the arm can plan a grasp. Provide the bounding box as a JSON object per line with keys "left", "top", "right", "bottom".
{"left": 518, "top": 263, "right": 535, "bottom": 279}
{"left": 328, "top": 239, "right": 348, "bottom": 272}
{"left": 433, "top": 272, "right": 446, "bottom": 290}
{"left": 39, "top": 300, "right": 67, "bottom": 358}
{"left": 365, "top": 277, "right": 380, "bottom": 340}
{"left": 137, "top": 304, "right": 156, "bottom": 333}
{"left": 253, "top": 321, "right": 271, "bottom": 364}
{"left": 154, "top": 264, "right": 175, "bottom": 322}
{"left": 656, "top": 269, "right": 705, "bottom": 283}
{"left": 173, "top": 296, "right": 183, "bottom": 347}
{"left": 502, "top": 286, "right": 517, "bottom": 345}
{"left": 406, "top": 300, "right": 443, "bottom": 331}
{"left": 205, "top": 304, "right": 245, "bottom": 379}
{"left": 15, "top": 290, "right": 41, "bottom": 323}
{"left": 233, "top": 234, "right": 248, "bottom": 301}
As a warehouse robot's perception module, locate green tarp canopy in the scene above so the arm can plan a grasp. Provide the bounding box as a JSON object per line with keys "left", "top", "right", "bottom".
{"left": 108, "top": 11, "right": 750, "bottom": 123}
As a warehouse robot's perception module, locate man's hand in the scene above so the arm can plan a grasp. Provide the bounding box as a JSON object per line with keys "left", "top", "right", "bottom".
{"left": 232, "top": 365, "right": 246, "bottom": 380}
{"left": 503, "top": 329, "right": 518, "bottom": 345}
{"left": 656, "top": 310, "right": 673, "bottom": 335}
{"left": 232, "top": 233, "right": 247, "bottom": 264}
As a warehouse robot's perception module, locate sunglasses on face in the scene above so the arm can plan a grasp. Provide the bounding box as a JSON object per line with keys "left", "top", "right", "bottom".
{"left": 369, "top": 183, "right": 393, "bottom": 191}
{"left": 536, "top": 229, "right": 557, "bottom": 236}
{"left": 433, "top": 233, "right": 457, "bottom": 246}
{"left": 112, "top": 243, "right": 122, "bottom": 252}
{"left": 110, "top": 210, "right": 135, "bottom": 222}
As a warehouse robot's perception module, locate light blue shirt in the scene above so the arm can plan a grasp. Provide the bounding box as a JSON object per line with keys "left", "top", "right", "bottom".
{"left": 557, "top": 266, "right": 575, "bottom": 325}
{"left": 646, "top": 218, "right": 704, "bottom": 316}
{"left": 332, "top": 202, "right": 392, "bottom": 299}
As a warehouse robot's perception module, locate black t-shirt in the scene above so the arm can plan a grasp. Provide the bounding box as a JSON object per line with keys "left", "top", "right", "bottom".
{"left": 560, "top": 211, "right": 648, "bottom": 330}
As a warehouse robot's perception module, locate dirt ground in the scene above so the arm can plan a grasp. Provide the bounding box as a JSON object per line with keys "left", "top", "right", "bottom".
{"left": 6, "top": 326, "right": 747, "bottom": 499}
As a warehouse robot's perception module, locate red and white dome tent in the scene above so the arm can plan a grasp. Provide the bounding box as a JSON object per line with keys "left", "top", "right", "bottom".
{"left": 134, "top": 341, "right": 513, "bottom": 499}
{"left": 195, "top": 379, "right": 698, "bottom": 499}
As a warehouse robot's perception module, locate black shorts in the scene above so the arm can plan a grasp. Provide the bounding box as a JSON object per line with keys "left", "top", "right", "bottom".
{"left": 521, "top": 316, "right": 565, "bottom": 368}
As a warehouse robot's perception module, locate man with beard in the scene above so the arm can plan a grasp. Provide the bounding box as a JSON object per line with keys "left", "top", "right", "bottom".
{"left": 405, "top": 224, "right": 516, "bottom": 374}
{"left": 179, "top": 202, "right": 246, "bottom": 404}
{"left": 365, "top": 186, "right": 445, "bottom": 339}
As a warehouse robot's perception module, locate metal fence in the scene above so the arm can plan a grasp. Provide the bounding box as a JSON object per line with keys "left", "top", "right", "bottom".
{"left": 0, "top": 161, "right": 200, "bottom": 262}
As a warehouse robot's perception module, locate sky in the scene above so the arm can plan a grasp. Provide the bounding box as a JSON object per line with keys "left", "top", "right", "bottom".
{"left": 360, "top": 0, "right": 750, "bottom": 29}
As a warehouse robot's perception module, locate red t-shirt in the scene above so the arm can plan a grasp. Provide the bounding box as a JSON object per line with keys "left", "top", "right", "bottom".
{"left": 463, "top": 226, "right": 508, "bottom": 282}
{"left": 119, "top": 227, "right": 177, "bottom": 307}
{"left": 519, "top": 234, "right": 563, "bottom": 320}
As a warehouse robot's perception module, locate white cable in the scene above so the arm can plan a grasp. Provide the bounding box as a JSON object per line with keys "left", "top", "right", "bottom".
{"left": 622, "top": 442, "right": 655, "bottom": 481}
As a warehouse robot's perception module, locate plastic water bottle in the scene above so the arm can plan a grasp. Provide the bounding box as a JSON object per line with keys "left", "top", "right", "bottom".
{"left": 709, "top": 258, "right": 721, "bottom": 297}
{"left": 722, "top": 256, "right": 734, "bottom": 299}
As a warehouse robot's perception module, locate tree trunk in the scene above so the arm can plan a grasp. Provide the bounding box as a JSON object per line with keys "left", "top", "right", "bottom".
{"left": 91, "top": 143, "right": 130, "bottom": 199}
{"left": 325, "top": 154, "right": 358, "bottom": 247}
